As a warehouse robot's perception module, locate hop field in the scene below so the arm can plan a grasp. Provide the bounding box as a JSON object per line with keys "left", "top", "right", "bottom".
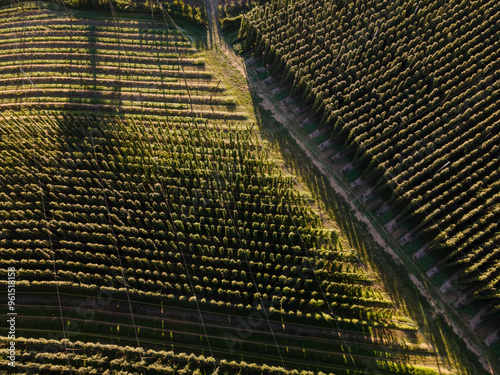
{"left": 0, "top": 1, "right": 469, "bottom": 374}
{"left": 241, "top": 0, "right": 500, "bottom": 321}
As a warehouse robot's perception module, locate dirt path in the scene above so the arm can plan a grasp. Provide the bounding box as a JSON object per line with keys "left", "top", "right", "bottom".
{"left": 205, "top": 0, "right": 222, "bottom": 50}
{"left": 204, "top": 0, "right": 249, "bottom": 85}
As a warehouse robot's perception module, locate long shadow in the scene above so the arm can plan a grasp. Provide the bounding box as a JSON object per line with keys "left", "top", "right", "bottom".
{"left": 167, "top": 14, "right": 208, "bottom": 51}
{"left": 62, "top": 12, "right": 125, "bottom": 114}
{"left": 83, "top": 24, "right": 98, "bottom": 89}
{"left": 90, "top": 14, "right": 125, "bottom": 113}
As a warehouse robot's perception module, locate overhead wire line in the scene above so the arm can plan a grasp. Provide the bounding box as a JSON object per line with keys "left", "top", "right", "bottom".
{"left": 280, "top": 200, "right": 362, "bottom": 373}
{"left": 89, "top": 9, "right": 227, "bottom": 359}
{"left": 146, "top": 7, "right": 345, "bottom": 370}
{"left": 26, "top": 114, "right": 74, "bottom": 375}
{"left": 87, "top": 116, "right": 147, "bottom": 375}
{"left": 108, "top": 0, "right": 146, "bottom": 113}
{"left": 53, "top": 0, "right": 95, "bottom": 103}
{"left": 137, "top": 115, "right": 218, "bottom": 369}
{"left": 154, "top": 0, "right": 251, "bottom": 125}
{"left": 200, "top": 123, "right": 288, "bottom": 370}
{"left": 155, "top": 0, "right": 194, "bottom": 113}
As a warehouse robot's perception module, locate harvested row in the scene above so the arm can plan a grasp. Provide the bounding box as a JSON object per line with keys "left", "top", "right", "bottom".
{"left": 0, "top": 336, "right": 438, "bottom": 375}
{"left": 0, "top": 6, "right": 240, "bottom": 119}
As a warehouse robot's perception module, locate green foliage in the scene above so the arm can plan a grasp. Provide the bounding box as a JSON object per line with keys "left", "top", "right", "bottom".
{"left": 242, "top": 0, "right": 500, "bottom": 315}
{"left": 161, "top": 0, "right": 206, "bottom": 26}
{"left": 0, "top": 3, "right": 443, "bottom": 374}
{"left": 63, "top": 0, "right": 135, "bottom": 10}
{"left": 59, "top": 0, "right": 206, "bottom": 24}
{"left": 220, "top": 14, "right": 243, "bottom": 32}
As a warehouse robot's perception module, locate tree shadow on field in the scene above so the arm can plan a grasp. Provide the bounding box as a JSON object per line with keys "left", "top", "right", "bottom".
{"left": 248, "top": 87, "right": 491, "bottom": 375}
{"left": 169, "top": 15, "right": 208, "bottom": 51}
